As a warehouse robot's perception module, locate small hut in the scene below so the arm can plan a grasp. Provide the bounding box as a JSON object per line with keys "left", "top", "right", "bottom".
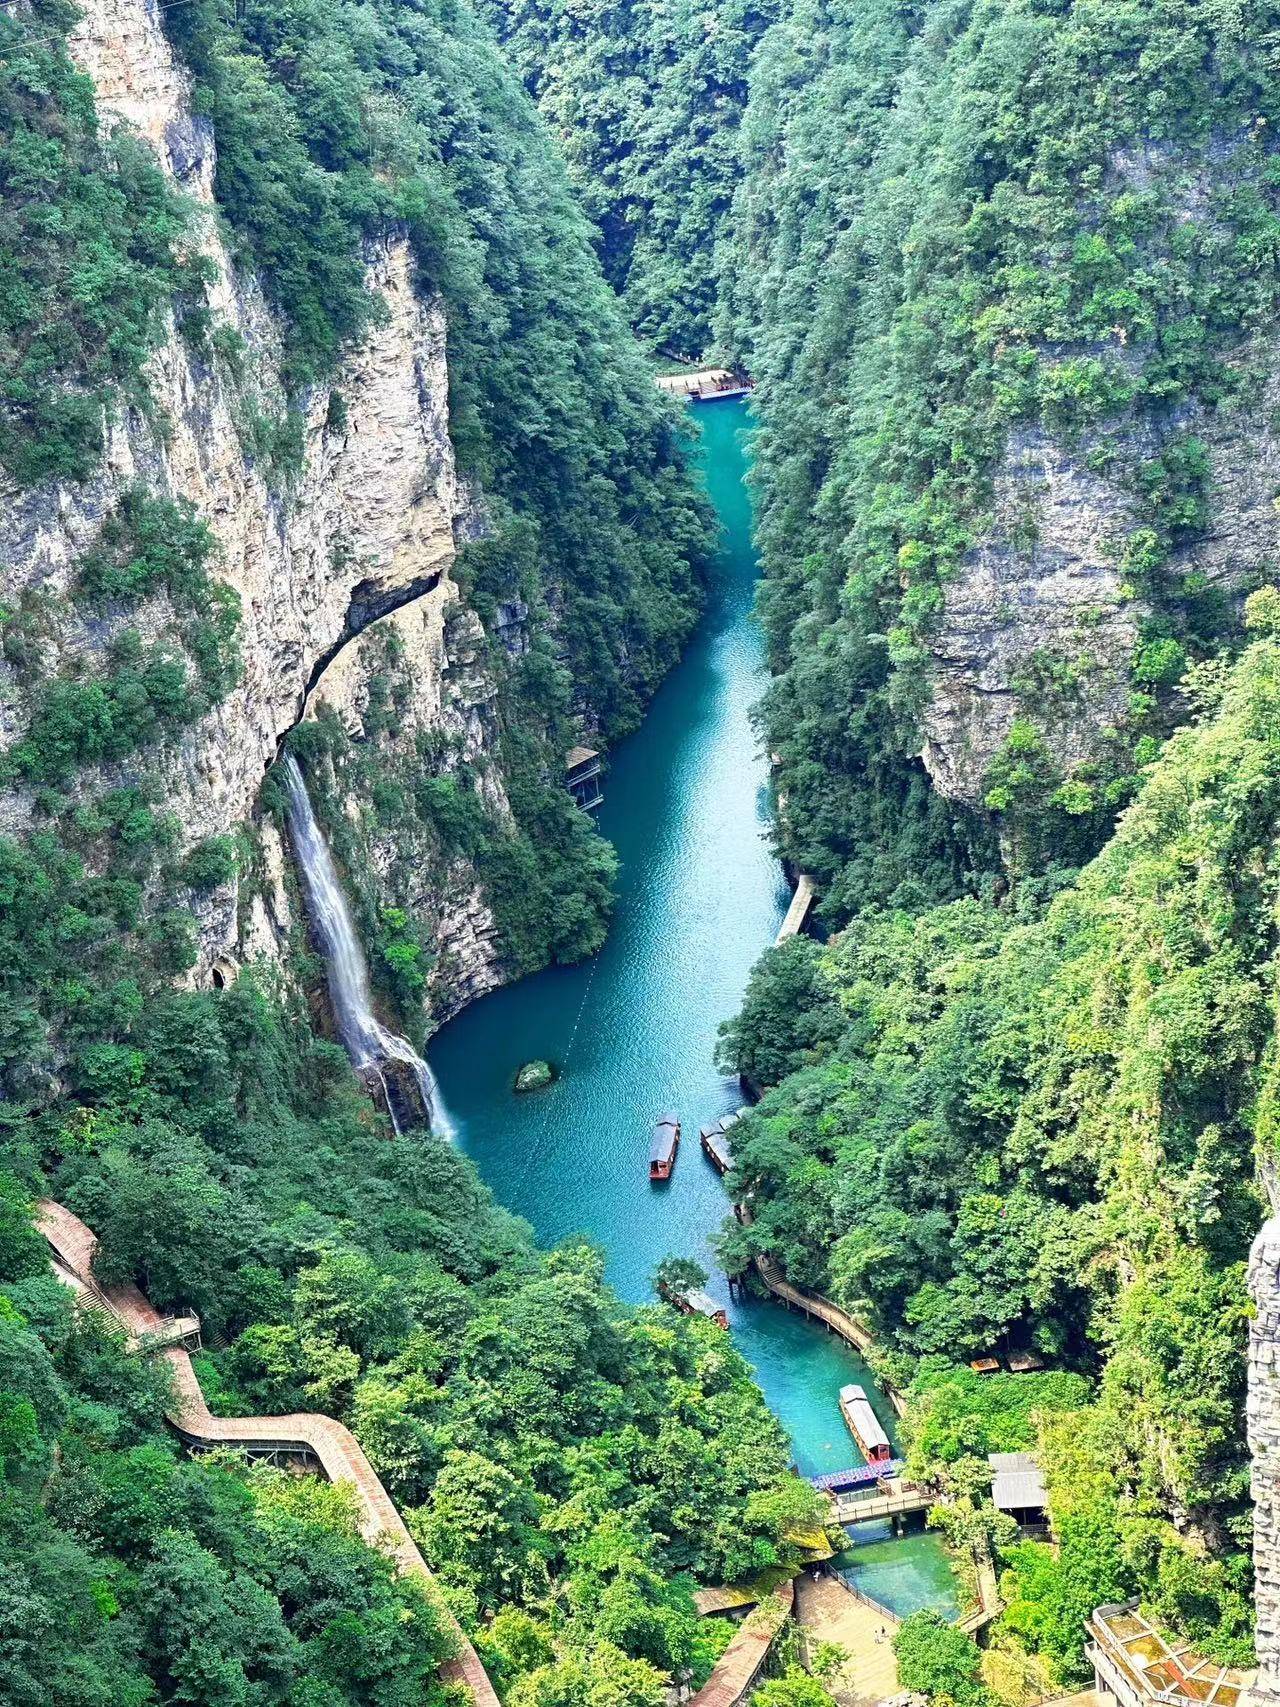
{"left": 565, "top": 746, "right": 603, "bottom": 810}
{"left": 676, "top": 1288, "right": 729, "bottom": 1330}
{"left": 988, "top": 1451, "right": 1048, "bottom": 1528}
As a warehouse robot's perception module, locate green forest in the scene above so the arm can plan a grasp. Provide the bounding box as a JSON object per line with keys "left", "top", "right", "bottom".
{"left": 6, "top": 0, "right": 1280, "bottom": 1702}
{"left": 719, "top": 600, "right": 1280, "bottom": 1667}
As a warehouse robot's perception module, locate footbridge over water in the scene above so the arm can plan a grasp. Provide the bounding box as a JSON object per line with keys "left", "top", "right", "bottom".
{"left": 38, "top": 1200, "right": 499, "bottom": 1707}
{"left": 830, "top": 1481, "right": 932, "bottom": 1527}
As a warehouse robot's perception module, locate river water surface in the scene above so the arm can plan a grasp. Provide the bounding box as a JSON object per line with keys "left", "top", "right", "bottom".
{"left": 432, "top": 397, "right": 958, "bottom": 1616}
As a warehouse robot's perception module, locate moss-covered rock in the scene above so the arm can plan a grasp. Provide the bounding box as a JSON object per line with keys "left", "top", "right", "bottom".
{"left": 514, "top": 1059, "right": 555, "bottom": 1093}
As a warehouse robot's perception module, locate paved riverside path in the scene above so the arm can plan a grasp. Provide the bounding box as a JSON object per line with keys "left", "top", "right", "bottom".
{"left": 38, "top": 1200, "right": 499, "bottom": 1707}
{"left": 795, "top": 1573, "right": 901, "bottom": 1706}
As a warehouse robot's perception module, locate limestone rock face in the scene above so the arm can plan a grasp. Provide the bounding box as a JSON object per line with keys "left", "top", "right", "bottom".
{"left": 1247, "top": 1216, "right": 1280, "bottom": 1707}
{"left": 921, "top": 425, "right": 1141, "bottom": 802}
{"left": 920, "top": 367, "right": 1280, "bottom": 806}
{"left": 0, "top": 0, "right": 508, "bottom": 1015}
{"left": 918, "top": 141, "right": 1280, "bottom": 806}
{"left": 301, "top": 588, "right": 512, "bottom": 1022}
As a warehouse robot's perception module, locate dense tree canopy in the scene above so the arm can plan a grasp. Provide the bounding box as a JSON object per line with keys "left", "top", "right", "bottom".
{"left": 720, "top": 608, "right": 1280, "bottom": 1671}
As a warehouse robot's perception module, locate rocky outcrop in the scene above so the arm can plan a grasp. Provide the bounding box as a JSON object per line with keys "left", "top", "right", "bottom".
{"left": 920, "top": 366, "right": 1280, "bottom": 805}
{"left": 0, "top": 0, "right": 510, "bottom": 1013}
{"left": 294, "top": 589, "right": 511, "bottom": 1021}
{"left": 918, "top": 143, "right": 1280, "bottom": 807}
{"left": 921, "top": 423, "right": 1141, "bottom": 801}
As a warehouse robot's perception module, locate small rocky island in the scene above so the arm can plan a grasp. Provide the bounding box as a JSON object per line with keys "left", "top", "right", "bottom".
{"left": 514, "top": 1059, "right": 555, "bottom": 1093}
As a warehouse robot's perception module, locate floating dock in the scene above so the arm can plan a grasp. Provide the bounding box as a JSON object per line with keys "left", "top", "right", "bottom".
{"left": 654, "top": 367, "right": 753, "bottom": 402}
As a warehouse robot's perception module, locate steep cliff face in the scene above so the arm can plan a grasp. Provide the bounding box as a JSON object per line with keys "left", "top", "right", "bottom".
{"left": 705, "top": 6, "right": 1280, "bottom": 917}
{"left": 919, "top": 365, "right": 1280, "bottom": 802}
{"left": 0, "top": 0, "right": 509, "bottom": 1009}
{"left": 918, "top": 134, "right": 1280, "bottom": 807}
{"left": 919, "top": 423, "right": 1143, "bottom": 802}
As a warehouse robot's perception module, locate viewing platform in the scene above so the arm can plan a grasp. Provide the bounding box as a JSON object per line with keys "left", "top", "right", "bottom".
{"left": 37, "top": 1200, "right": 500, "bottom": 1707}
{"left": 775, "top": 873, "right": 816, "bottom": 943}
{"left": 1087, "top": 1602, "right": 1253, "bottom": 1707}
{"left": 566, "top": 745, "right": 603, "bottom": 810}
{"left": 655, "top": 367, "right": 753, "bottom": 402}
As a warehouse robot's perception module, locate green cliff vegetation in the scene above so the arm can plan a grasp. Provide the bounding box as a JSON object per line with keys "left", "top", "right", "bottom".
{"left": 476, "top": 0, "right": 778, "bottom": 355}
{"left": 722, "top": 0, "right": 1280, "bottom": 919}
{"left": 0, "top": 987, "right": 819, "bottom": 1700}
{"left": 0, "top": 0, "right": 202, "bottom": 484}
{"left": 720, "top": 598, "right": 1280, "bottom": 1675}
{"left": 163, "top": 0, "right": 713, "bottom": 740}
{"left": 491, "top": 0, "right": 1280, "bottom": 916}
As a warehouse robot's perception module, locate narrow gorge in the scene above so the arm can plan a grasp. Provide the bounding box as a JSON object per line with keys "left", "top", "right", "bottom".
{"left": 8, "top": 3, "right": 1280, "bottom": 1707}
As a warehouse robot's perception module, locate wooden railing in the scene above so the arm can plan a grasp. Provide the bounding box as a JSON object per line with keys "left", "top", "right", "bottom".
{"left": 750, "top": 1249, "right": 907, "bottom": 1419}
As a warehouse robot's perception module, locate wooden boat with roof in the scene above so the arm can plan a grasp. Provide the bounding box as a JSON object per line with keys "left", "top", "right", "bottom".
{"left": 649, "top": 1113, "right": 680, "bottom": 1181}
{"left": 839, "top": 1382, "right": 893, "bottom": 1464}
{"left": 699, "top": 1107, "right": 744, "bottom": 1175}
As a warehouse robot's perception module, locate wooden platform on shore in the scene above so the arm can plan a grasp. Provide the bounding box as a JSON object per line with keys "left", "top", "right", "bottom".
{"left": 776, "top": 873, "right": 816, "bottom": 943}
{"left": 655, "top": 368, "right": 752, "bottom": 402}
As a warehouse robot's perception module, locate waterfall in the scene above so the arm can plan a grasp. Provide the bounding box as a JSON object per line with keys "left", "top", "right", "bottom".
{"left": 281, "top": 754, "right": 445, "bottom": 1135}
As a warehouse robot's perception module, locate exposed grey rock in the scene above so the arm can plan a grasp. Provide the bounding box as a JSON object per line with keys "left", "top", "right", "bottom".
{"left": 0, "top": 0, "right": 509, "bottom": 1021}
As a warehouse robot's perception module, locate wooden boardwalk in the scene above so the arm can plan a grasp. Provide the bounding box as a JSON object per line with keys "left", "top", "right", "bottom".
{"left": 752, "top": 1250, "right": 907, "bottom": 1419}
{"left": 688, "top": 1581, "right": 795, "bottom": 1707}
{"left": 832, "top": 1483, "right": 931, "bottom": 1526}
{"left": 655, "top": 367, "right": 751, "bottom": 401}
{"left": 38, "top": 1201, "right": 499, "bottom": 1707}
{"left": 775, "top": 874, "right": 816, "bottom": 944}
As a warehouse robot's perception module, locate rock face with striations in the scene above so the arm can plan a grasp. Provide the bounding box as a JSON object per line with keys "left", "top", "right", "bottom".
{"left": 918, "top": 143, "right": 1280, "bottom": 809}
{"left": 0, "top": 0, "right": 509, "bottom": 1016}
{"left": 919, "top": 372, "right": 1280, "bottom": 806}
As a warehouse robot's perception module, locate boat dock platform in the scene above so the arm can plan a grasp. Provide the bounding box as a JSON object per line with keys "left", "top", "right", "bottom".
{"left": 655, "top": 367, "right": 753, "bottom": 402}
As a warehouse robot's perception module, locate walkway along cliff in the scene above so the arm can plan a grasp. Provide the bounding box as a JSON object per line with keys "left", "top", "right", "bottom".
{"left": 37, "top": 1199, "right": 499, "bottom": 1707}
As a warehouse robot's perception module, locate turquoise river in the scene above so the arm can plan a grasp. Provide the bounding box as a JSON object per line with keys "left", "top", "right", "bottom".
{"left": 432, "top": 396, "right": 960, "bottom": 1620}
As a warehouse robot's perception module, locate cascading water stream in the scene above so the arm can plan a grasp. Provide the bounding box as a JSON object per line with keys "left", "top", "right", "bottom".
{"left": 281, "top": 754, "right": 446, "bottom": 1135}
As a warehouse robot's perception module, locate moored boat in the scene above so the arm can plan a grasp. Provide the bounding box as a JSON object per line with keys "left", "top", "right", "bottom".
{"left": 839, "top": 1382, "right": 893, "bottom": 1464}
{"left": 699, "top": 1108, "right": 744, "bottom": 1175}
{"left": 649, "top": 1113, "right": 680, "bottom": 1181}
{"left": 674, "top": 1287, "right": 729, "bottom": 1329}
{"left": 699, "top": 1118, "right": 733, "bottom": 1175}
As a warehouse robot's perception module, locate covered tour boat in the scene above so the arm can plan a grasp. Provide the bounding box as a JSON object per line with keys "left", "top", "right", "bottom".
{"left": 699, "top": 1111, "right": 739, "bottom": 1175}
{"left": 649, "top": 1114, "right": 681, "bottom": 1181}
{"left": 839, "top": 1383, "right": 893, "bottom": 1464}
{"left": 675, "top": 1288, "right": 729, "bottom": 1330}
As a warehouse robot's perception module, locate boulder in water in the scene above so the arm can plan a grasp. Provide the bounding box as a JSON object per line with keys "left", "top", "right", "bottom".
{"left": 514, "top": 1059, "right": 555, "bottom": 1094}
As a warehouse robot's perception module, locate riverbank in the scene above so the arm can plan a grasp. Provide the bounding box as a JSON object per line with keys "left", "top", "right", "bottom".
{"left": 430, "top": 400, "right": 899, "bottom": 1450}
{"left": 430, "top": 396, "right": 959, "bottom": 1617}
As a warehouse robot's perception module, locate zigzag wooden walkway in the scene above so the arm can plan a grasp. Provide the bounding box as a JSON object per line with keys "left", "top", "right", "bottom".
{"left": 38, "top": 1200, "right": 499, "bottom": 1707}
